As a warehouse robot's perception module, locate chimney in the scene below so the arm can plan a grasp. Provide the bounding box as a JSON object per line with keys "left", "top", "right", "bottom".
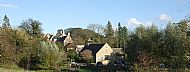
{"left": 87, "top": 38, "right": 92, "bottom": 45}
{"left": 67, "top": 32, "right": 71, "bottom": 36}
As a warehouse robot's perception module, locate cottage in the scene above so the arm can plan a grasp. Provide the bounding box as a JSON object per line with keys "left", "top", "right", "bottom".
{"left": 81, "top": 43, "right": 113, "bottom": 63}
{"left": 111, "top": 48, "right": 124, "bottom": 61}
{"left": 76, "top": 45, "right": 85, "bottom": 52}
{"left": 44, "top": 29, "right": 75, "bottom": 50}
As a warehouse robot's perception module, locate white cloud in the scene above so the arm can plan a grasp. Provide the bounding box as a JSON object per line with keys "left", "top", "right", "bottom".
{"left": 0, "top": 4, "right": 18, "bottom": 8}
{"left": 159, "top": 14, "right": 172, "bottom": 22}
{"left": 127, "top": 18, "right": 141, "bottom": 26}
{"left": 127, "top": 18, "right": 152, "bottom": 26}
{"left": 126, "top": 18, "right": 153, "bottom": 29}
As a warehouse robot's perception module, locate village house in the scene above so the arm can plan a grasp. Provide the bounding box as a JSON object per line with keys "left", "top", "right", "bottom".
{"left": 76, "top": 45, "right": 85, "bottom": 52}
{"left": 81, "top": 43, "right": 113, "bottom": 63}
{"left": 111, "top": 48, "right": 124, "bottom": 61}
{"left": 44, "top": 29, "right": 76, "bottom": 51}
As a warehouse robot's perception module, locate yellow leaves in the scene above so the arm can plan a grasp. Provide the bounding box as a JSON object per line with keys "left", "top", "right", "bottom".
{"left": 15, "top": 29, "right": 30, "bottom": 41}
{"left": 80, "top": 50, "right": 93, "bottom": 60}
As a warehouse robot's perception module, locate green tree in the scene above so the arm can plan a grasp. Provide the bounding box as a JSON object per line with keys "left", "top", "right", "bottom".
{"left": 19, "top": 18, "right": 43, "bottom": 37}
{"left": 68, "top": 49, "right": 80, "bottom": 62}
{"left": 160, "top": 23, "right": 189, "bottom": 69}
{"left": 2, "top": 15, "right": 11, "bottom": 28}
{"left": 127, "top": 25, "right": 161, "bottom": 69}
{"left": 104, "top": 21, "right": 114, "bottom": 38}
{"left": 117, "top": 22, "right": 122, "bottom": 48}
{"left": 39, "top": 41, "right": 67, "bottom": 71}
{"left": 104, "top": 21, "right": 116, "bottom": 47}
{"left": 18, "top": 19, "right": 43, "bottom": 70}
{"left": 121, "top": 26, "right": 128, "bottom": 48}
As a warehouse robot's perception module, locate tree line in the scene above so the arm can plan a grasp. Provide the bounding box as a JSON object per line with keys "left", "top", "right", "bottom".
{"left": 70, "top": 17, "right": 190, "bottom": 70}
{"left": 1, "top": 14, "right": 190, "bottom": 71}
{"left": 0, "top": 15, "right": 67, "bottom": 71}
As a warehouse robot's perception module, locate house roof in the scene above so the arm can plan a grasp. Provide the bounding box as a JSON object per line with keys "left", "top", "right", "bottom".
{"left": 81, "top": 44, "right": 105, "bottom": 56}
{"left": 65, "top": 43, "right": 77, "bottom": 48}
{"left": 112, "top": 48, "right": 124, "bottom": 54}
{"left": 56, "top": 36, "right": 67, "bottom": 42}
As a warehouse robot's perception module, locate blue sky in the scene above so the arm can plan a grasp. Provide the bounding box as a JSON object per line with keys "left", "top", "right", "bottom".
{"left": 0, "top": 0, "right": 190, "bottom": 33}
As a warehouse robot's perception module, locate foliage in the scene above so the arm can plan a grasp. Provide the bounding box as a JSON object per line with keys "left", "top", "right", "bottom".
{"left": 65, "top": 28, "right": 104, "bottom": 45}
{"left": 19, "top": 18, "right": 43, "bottom": 37}
{"left": 80, "top": 50, "right": 93, "bottom": 63}
{"left": 126, "top": 20, "right": 190, "bottom": 70}
{"left": 160, "top": 23, "right": 189, "bottom": 69}
{"left": 68, "top": 49, "right": 80, "bottom": 61}
{"left": 1, "top": 14, "right": 190, "bottom": 71}
{"left": 117, "top": 23, "right": 128, "bottom": 47}
{"left": 136, "top": 52, "right": 152, "bottom": 68}
{"left": 104, "top": 21, "right": 116, "bottom": 47}
{"left": 87, "top": 24, "right": 104, "bottom": 35}
{"left": 39, "top": 41, "right": 67, "bottom": 71}
{"left": 0, "top": 16, "right": 67, "bottom": 71}
{"left": 0, "top": 28, "right": 18, "bottom": 65}
{"left": 133, "top": 64, "right": 139, "bottom": 72}
{"left": 104, "top": 21, "right": 114, "bottom": 38}
{"left": 2, "top": 15, "right": 11, "bottom": 28}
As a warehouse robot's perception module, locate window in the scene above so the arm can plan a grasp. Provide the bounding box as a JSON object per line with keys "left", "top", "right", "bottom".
{"left": 105, "top": 55, "right": 109, "bottom": 60}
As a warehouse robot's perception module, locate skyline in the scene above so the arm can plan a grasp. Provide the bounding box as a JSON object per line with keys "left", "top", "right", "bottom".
{"left": 0, "top": 0, "right": 190, "bottom": 34}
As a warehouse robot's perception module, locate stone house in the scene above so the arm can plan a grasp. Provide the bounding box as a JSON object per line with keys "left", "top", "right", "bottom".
{"left": 44, "top": 29, "right": 76, "bottom": 50}
{"left": 81, "top": 43, "right": 113, "bottom": 63}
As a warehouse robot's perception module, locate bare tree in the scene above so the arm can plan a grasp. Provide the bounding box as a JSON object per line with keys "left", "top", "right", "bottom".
{"left": 87, "top": 24, "right": 98, "bottom": 32}
{"left": 87, "top": 24, "right": 104, "bottom": 35}
{"left": 97, "top": 24, "right": 104, "bottom": 35}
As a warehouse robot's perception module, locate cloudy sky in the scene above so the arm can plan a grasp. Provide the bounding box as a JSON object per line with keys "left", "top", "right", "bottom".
{"left": 0, "top": 0, "right": 190, "bottom": 33}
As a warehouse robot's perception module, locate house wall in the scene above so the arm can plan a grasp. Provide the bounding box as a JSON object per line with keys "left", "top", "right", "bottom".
{"left": 64, "top": 33, "right": 73, "bottom": 46}
{"left": 96, "top": 43, "right": 113, "bottom": 63}
{"left": 76, "top": 45, "right": 84, "bottom": 52}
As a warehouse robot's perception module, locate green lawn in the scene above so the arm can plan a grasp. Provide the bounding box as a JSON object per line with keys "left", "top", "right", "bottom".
{"left": 79, "top": 66, "right": 100, "bottom": 72}
{"left": 0, "top": 68, "right": 58, "bottom": 72}
{"left": 0, "top": 68, "right": 32, "bottom": 72}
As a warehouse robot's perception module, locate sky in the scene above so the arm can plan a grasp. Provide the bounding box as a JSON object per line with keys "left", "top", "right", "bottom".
{"left": 0, "top": 0, "right": 190, "bottom": 34}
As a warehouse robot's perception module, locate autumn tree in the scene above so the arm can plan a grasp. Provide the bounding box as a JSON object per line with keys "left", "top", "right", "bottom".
{"left": 80, "top": 50, "right": 93, "bottom": 63}
{"left": 0, "top": 28, "right": 18, "bottom": 65}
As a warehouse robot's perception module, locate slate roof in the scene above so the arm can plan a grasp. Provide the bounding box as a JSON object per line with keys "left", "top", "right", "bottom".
{"left": 56, "top": 36, "right": 67, "bottom": 42}
{"left": 81, "top": 44, "right": 105, "bottom": 56}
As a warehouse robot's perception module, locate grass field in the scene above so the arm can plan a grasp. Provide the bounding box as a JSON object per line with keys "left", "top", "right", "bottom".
{"left": 79, "top": 66, "right": 100, "bottom": 72}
